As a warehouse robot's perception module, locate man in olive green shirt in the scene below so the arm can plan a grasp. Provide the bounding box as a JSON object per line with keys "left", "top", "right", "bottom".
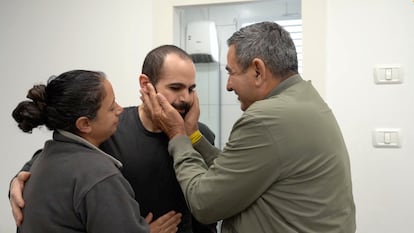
{"left": 143, "top": 21, "right": 356, "bottom": 233}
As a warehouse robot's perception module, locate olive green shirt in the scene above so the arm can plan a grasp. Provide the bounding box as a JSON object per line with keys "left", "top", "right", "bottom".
{"left": 169, "top": 75, "right": 356, "bottom": 233}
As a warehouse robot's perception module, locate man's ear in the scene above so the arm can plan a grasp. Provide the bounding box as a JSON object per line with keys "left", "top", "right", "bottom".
{"left": 252, "top": 58, "right": 266, "bottom": 85}
{"left": 75, "top": 116, "right": 92, "bottom": 134}
{"left": 139, "top": 74, "right": 151, "bottom": 91}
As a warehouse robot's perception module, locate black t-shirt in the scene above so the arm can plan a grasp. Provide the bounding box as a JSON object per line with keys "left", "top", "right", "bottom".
{"left": 100, "top": 106, "right": 216, "bottom": 233}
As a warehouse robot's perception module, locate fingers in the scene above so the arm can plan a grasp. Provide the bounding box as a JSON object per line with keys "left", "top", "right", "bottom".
{"left": 17, "top": 171, "right": 31, "bottom": 182}
{"left": 160, "top": 212, "right": 182, "bottom": 233}
{"left": 142, "top": 82, "right": 177, "bottom": 118}
{"left": 141, "top": 83, "right": 186, "bottom": 139}
{"left": 13, "top": 171, "right": 30, "bottom": 207}
{"left": 184, "top": 91, "right": 200, "bottom": 135}
{"left": 191, "top": 91, "right": 200, "bottom": 118}
{"left": 141, "top": 83, "right": 161, "bottom": 117}
{"left": 10, "top": 196, "right": 23, "bottom": 226}
{"left": 155, "top": 93, "right": 177, "bottom": 116}
{"left": 10, "top": 171, "right": 31, "bottom": 226}
{"left": 145, "top": 212, "right": 154, "bottom": 224}
{"left": 146, "top": 210, "right": 179, "bottom": 233}
{"left": 193, "top": 91, "right": 199, "bottom": 108}
{"left": 153, "top": 211, "right": 182, "bottom": 233}
{"left": 140, "top": 83, "right": 167, "bottom": 130}
{"left": 10, "top": 180, "right": 24, "bottom": 207}
{"left": 158, "top": 211, "right": 182, "bottom": 226}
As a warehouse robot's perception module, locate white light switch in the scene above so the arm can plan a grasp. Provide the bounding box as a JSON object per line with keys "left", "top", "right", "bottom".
{"left": 374, "top": 64, "right": 402, "bottom": 84}
{"left": 372, "top": 128, "right": 401, "bottom": 148}
{"left": 385, "top": 68, "right": 392, "bottom": 80}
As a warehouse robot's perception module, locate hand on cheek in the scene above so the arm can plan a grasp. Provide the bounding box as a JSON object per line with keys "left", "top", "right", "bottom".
{"left": 142, "top": 83, "right": 186, "bottom": 139}
{"left": 184, "top": 92, "right": 200, "bottom": 135}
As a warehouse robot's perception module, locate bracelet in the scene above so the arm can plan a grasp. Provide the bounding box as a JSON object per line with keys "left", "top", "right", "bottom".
{"left": 189, "top": 130, "right": 202, "bottom": 144}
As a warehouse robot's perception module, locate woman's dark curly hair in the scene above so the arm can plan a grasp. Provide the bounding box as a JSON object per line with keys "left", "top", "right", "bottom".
{"left": 12, "top": 70, "right": 106, "bottom": 134}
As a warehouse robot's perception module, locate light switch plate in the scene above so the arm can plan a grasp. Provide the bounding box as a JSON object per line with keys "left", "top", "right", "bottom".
{"left": 374, "top": 64, "right": 402, "bottom": 84}
{"left": 372, "top": 128, "right": 401, "bottom": 148}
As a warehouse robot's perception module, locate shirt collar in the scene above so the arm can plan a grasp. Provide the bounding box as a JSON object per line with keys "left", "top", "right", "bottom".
{"left": 266, "top": 74, "right": 303, "bottom": 98}
{"left": 56, "top": 129, "right": 123, "bottom": 168}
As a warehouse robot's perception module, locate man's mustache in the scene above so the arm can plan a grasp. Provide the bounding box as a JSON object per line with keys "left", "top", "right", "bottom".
{"left": 172, "top": 102, "right": 190, "bottom": 118}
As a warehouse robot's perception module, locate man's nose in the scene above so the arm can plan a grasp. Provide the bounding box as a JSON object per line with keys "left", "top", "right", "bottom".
{"left": 116, "top": 104, "right": 124, "bottom": 115}
{"left": 178, "top": 90, "right": 191, "bottom": 101}
{"left": 226, "top": 78, "right": 233, "bottom": 92}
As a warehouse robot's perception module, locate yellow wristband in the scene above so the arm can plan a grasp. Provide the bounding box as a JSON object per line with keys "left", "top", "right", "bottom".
{"left": 189, "top": 130, "right": 202, "bottom": 144}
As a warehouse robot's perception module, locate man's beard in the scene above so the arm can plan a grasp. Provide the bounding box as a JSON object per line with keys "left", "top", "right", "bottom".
{"left": 172, "top": 102, "right": 190, "bottom": 118}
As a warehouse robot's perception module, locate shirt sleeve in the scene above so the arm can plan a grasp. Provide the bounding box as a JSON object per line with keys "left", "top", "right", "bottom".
{"left": 168, "top": 113, "right": 280, "bottom": 224}
{"left": 198, "top": 122, "right": 216, "bottom": 145}
{"left": 8, "top": 149, "right": 42, "bottom": 198}
{"left": 76, "top": 174, "right": 149, "bottom": 233}
{"left": 20, "top": 149, "right": 42, "bottom": 172}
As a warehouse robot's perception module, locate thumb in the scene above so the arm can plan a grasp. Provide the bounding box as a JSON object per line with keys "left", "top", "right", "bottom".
{"left": 156, "top": 93, "right": 183, "bottom": 124}
{"left": 156, "top": 93, "right": 173, "bottom": 112}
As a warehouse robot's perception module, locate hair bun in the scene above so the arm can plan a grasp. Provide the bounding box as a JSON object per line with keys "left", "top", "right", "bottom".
{"left": 27, "top": 84, "right": 47, "bottom": 111}
{"left": 12, "top": 84, "right": 47, "bottom": 132}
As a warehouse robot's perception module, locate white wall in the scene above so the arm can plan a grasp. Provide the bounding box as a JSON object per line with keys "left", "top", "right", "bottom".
{"left": 0, "top": 0, "right": 153, "bottom": 232}
{"left": 325, "top": 1, "right": 414, "bottom": 232}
